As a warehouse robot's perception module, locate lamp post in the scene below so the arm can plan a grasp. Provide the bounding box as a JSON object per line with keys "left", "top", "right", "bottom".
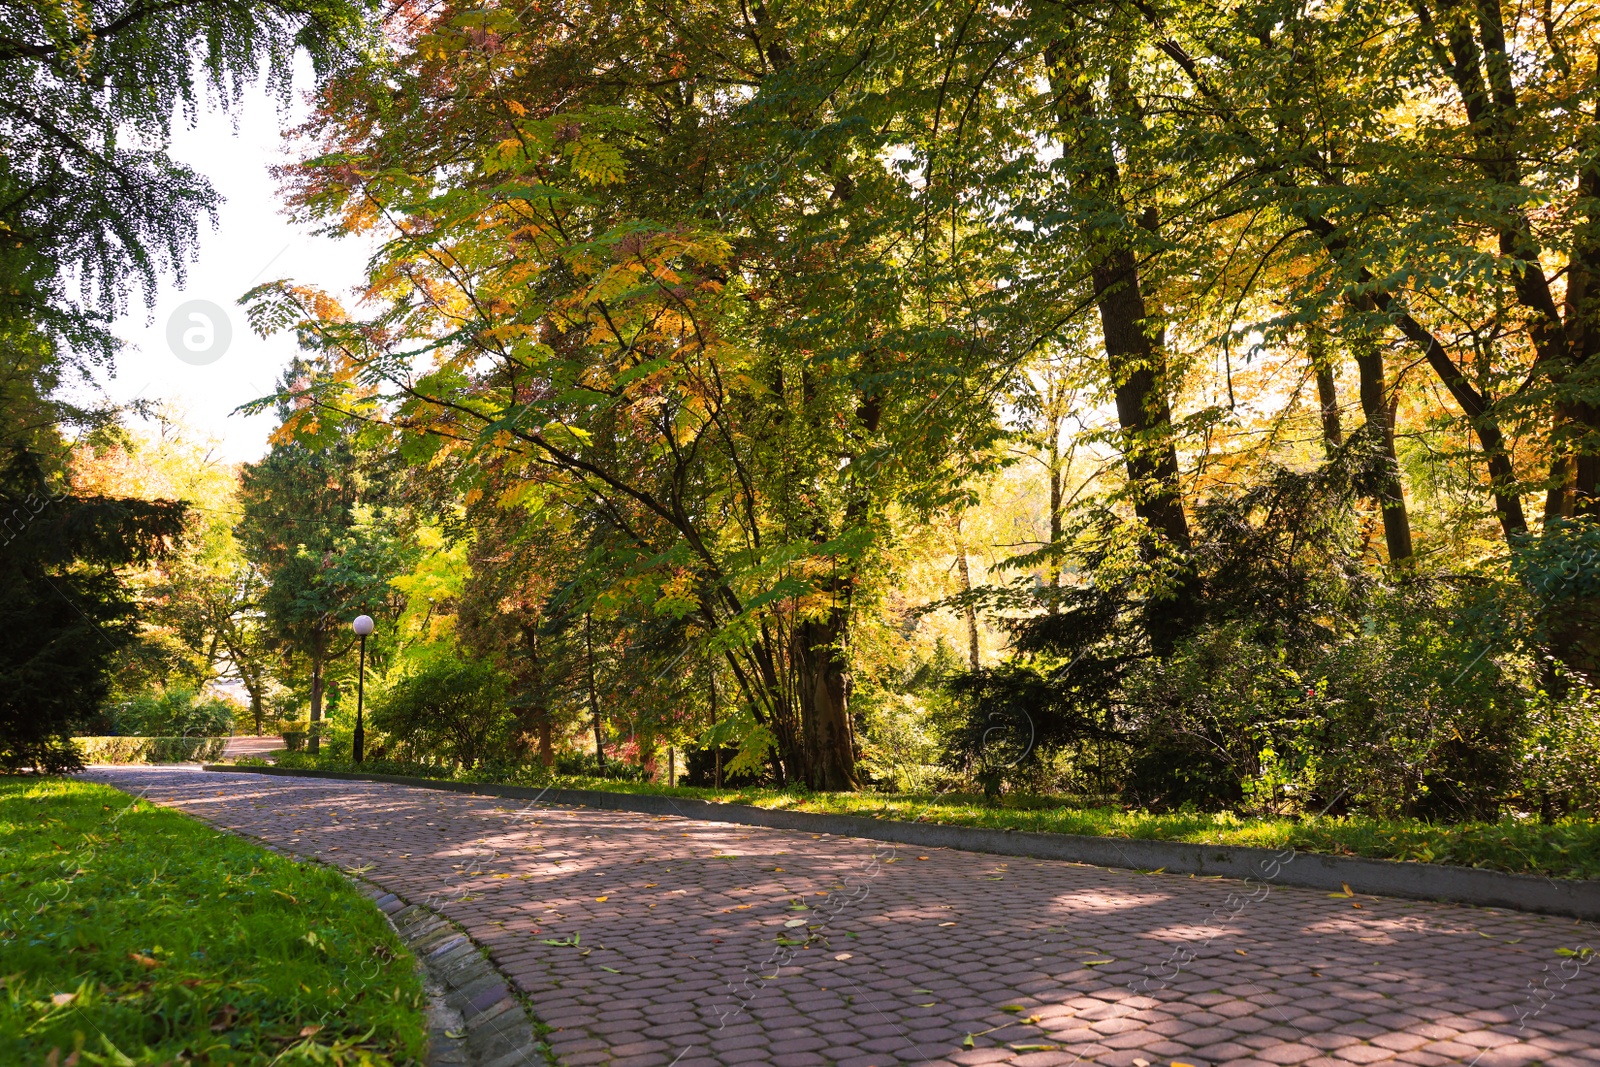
{"left": 352, "top": 614, "right": 374, "bottom": 763}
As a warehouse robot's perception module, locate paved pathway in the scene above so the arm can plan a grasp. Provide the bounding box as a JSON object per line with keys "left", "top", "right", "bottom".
{"left": 82, "top": 767, "right": 1600, "bottom": 1067}
{"left": 222, "top": 736, "right": 285, "bottom": 760}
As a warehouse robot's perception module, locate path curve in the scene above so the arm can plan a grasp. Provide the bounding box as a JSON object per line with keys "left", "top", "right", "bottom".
{"left": 82, "top": 767, "right": 1600, "bottom": 1067}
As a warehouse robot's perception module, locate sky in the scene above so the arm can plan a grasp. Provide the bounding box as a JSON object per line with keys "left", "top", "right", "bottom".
{"left": 98, "top": 59, "right": 378, "bottom": 463}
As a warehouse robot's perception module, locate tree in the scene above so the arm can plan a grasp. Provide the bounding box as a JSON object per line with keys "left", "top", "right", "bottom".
{"left": 0, "top": 448, "right": 185, "bottom": 768}
{"left": 0, "top": 0, "right": 370, "bottom": 359}
{"left": 236, "top": 372, "right": 406, "bottom": 748}
{"left": 245, "top": 0, "right": 1008, "bottom": 788}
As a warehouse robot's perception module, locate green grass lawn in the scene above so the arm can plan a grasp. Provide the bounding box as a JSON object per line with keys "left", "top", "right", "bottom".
{"left": 0, "top": 777, "right": 427, "bottom": 1066}
{"left": 254, "top": 753, "right": 1600, "bottom": 880}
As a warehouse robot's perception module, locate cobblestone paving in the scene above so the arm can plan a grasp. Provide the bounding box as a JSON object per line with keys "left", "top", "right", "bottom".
{"left": 82, "top": 767, "right": 1600, "bottom": 1067}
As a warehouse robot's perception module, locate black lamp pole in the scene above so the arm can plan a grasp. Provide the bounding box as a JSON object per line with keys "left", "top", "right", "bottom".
{"left": 352, "top": 614, "right": 374, "bottom": 763}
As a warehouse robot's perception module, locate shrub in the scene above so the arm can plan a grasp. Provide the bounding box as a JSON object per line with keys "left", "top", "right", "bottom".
{"left": 109, "top": 688, "right": 236, "bottom": 737}
{"left": 368, "top": 659, "right": 513, "bottom": 767}
{"left": 73, "top": 736, "right": 230, "bottom": 763}
{"left": 1518, "top": 674, "right": 1600, "bottom": 820}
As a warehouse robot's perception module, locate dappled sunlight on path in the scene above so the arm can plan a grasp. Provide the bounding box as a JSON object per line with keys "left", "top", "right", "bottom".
{"left": 83, "top": 767, "right": 1600, "bottom": 1067}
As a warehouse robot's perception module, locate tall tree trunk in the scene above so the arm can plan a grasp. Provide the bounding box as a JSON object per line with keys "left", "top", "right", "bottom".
{"left": 1046, "top": 409, "right": 1064, "bottom": 606}
{"left": 518, "top": 623, "right": 554, "bottom": 767}
{"left": 586, "top": 612, "right": 604, "bottom": 768}
{"left": 708, "top": 646, "right": 722, "bottom": 788}
{"left": 1134, "top": 7, "right": 1529, "bottom": 542}
{"left": 955, "top": 518, "right": 981, "bottom": 669}
{"left": 1051, "top": 37, "right": 1195, "bottom": 654}
{"left": 308, "top": 635, "right": 324, "bottom": 755}
{"left": 1309, "top": 330, "right": 1343, "bottom": 457}
{"left": 1354, "top": 339, "right": 1414, "bottom": 563}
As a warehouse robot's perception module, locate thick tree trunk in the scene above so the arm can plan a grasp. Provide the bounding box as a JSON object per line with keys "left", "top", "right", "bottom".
{"left": 1092, "top": 249, "right": 1193, "bottom": 554}
{"left": 792, "top": 615, "right": 857, "bottom": 791}
{"left": 1354, "top": 341, "right": 1414, "bottom": 563}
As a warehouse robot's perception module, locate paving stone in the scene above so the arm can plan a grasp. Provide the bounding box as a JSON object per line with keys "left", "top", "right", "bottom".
{"left": 83, "top": 766, "right": 1600, "bottom": 1067}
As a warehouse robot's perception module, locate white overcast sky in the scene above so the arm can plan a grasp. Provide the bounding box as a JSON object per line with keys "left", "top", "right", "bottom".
{"left": 99, "top": 57, "right": 378, "bottom": 463}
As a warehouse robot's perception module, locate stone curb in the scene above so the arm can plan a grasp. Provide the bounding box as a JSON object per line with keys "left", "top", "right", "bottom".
{"left": 357, "top": 887, "right": 550, "bottom": 1067}
{"left": 91, "top": 769, "right": 550, "bottom": 1067}
{"left": 205, "top": 763, "right": 1600, "bottom": 921}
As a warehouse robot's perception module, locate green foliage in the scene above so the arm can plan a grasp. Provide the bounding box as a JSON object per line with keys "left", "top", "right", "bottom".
{"left": 1517, "top": 673, "right": 1600, "bottom": 820}
{"left": 0, "top": 450, "right": 187, "bottom": 771}
{"left": 0, "top": 777, "right": 425, "bottom": 1064}
{"left": 107, "top": 688, "right": 236, "bottom": 737}
{"left": 72, "top": 735, "right": 231, "bottom": 763}
{"left": 942, "top": 455, "right": 1551, "bottom": 819}
{"left": 367, "top": 658, "right": 512, "bottom": 768}
{"left": 0, "top": 0, "right": 373, "bottom": 358}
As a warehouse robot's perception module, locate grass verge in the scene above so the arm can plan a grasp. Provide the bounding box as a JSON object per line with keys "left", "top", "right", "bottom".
{"left": 244, "top": 753, "right": 1600, "bottom": 880}
{"left": 1, "top": 777, "right": 427, "bottom": 1065}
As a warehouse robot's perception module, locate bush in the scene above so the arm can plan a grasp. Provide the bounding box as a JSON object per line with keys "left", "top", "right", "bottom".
{"left": 553, "top": 749, "right": 648, "bottom": 781}
{"left": 109, "top": 688, "right": 237, "bottom": 737}
{"left": 73, "top": 736, "right": 230, "bottom": 764}
{"left": 1518, "top": 674, "right": 1600, "bottom": 819}
{"left": 369, "top": 659, "right": 512, "bottom": 767}
{"left": 680, "top": 745, "right": 764, "bottom": 787}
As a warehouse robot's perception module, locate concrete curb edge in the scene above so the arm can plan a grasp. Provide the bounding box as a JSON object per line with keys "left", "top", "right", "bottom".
{"left": 204, "top": 763, "right": 1600, "bottom": 921}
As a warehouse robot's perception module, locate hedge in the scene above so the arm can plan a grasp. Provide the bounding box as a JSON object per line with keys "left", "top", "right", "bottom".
{"left": 72, "top": 736, "right": 231, "bottom": 764}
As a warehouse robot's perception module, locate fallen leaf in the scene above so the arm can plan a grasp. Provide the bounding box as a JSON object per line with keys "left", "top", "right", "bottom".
{"left": 595, "top": 896, "right": 608, "bottom": 902}
{"left": 299, "top": 1024, "right": 323, "bottom": 1037}
{"left": 833, "top": 953, "right": 853, "bottom": 961}
{"left": 1000, "top": 1004, "right": 1025, "bottom": 1014}
{"left": 917, "top": 856, "right": 929, "bottom": 860}
{"left": 1351, "top": 902, "right": 1363, "bottom": 908}
{"left": 598, "top": 966, "right": 621, "bottom": 973}
{"left": 1132, "top": 1060, "right": 1150, "bottom": 1067}
{"left": 1234, "top": 949, "right": 1248, "bottom": 956}
{"left": 962, "top": 1035, "right": 975, "bottom": 1048}
{"left": 129, "top": 953, "right": 160, "bottom": 969}
{"left": 1081, "top": 958, "right": 1114, "bottom": 966}
{"left": 50, "top": 993, "right": 76, "bottom": 1007}
{"left": 938, "top": 921, "right": 957, "bottom": 927}
{"left": 785, "top": 919, "right": 807, "bottom": 928}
